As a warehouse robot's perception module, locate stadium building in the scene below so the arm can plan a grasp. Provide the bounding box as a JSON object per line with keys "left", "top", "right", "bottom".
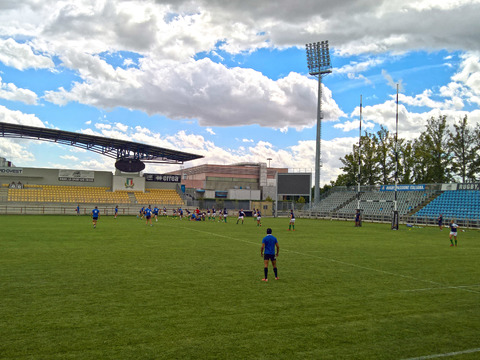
{"left": 168, "top": 162, "right": 287, "bottom": 200}
{"left": 1, "top": 123, "right": 478, "bottom": 227}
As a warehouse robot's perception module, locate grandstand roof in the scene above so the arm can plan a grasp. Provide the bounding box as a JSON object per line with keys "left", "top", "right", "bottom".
{"left": 0, "top": 122, "right": 203, "bottom": 164}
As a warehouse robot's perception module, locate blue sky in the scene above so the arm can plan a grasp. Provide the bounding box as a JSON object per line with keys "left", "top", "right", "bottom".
{"left": 1, "top": 1, "right": 480, "bottom": 185}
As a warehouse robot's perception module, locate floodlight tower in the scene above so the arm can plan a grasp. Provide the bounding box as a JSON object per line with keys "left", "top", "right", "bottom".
{"left": 305, "top": 41, "right": 332, "bottom": 207}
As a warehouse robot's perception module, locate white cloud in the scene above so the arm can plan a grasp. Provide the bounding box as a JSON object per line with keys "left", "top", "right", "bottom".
{"left": 206, "top": 128, "right": 215, "bottom": 135}
{"left": 94, "top": 123, "right": 112, "bottom": 130}
{"left": 0, "top": 104, "right": 45, "bottom": 128}
{"left": 0, "top": 106, "right": 47, "bottom": 163}
{"left": 334, "top": 120, "right": 375, "bottom": 133}
{"left": 60, "top": 155, "right": 79, "bottom": 161}
{"left": 381, "top": 69, "right": 404, "bottom": 91}
{"left": 335, "top": 58, "right": 385, "bottom": 82}
{"left": 242, "top": 138, "right": 253, "bottom": 143}
{"left": 114, "top": 122, "right": 129, "bottom": 132}
{"left": 0, "top": 76, "right": 38, "bottom": 105}
{"left": 0, "top": 38, "right": 54, "bottom": 71}
{"left": 44, "top": 57, "right": 345, "bottom": 130}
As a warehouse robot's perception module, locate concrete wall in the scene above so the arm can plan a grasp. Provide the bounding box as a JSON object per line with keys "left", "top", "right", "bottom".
{"left": 0, "top": 167, "right": 113, "bottom": 187}
{"left": 228, "top": 189, "right": 261, "bottom": 200}
{"left": 113, "top": 175, "right": 145, "bottom": 192}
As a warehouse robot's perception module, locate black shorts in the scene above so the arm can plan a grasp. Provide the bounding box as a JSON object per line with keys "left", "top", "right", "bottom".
{"left": 92, "top": 217, "right": 98, "bottom": 221}
{"left": 264, "top": 254, "right": 276, "bottom": 261}
{"left": 146, "top": 215, "right": 151, "bottom": 220}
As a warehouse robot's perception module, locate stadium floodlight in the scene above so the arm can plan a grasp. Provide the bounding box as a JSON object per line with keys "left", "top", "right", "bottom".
{"left": 305, "top": 41, "right": 332, "bottom": 207}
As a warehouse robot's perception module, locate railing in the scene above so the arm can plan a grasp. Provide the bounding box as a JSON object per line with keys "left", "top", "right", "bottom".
{"left": 280, "top": 209, "right": 480, "bottom": 229}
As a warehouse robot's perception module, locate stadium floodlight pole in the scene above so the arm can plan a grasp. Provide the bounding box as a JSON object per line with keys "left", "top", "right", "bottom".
{"left": 305, "top": 40, "right": 332, "bottom": 207}
{"left": 357, "top": 95, "right": 362, "bottom": 211}
{"left": 395, "top": 84, "right": 399, "bottom": 211}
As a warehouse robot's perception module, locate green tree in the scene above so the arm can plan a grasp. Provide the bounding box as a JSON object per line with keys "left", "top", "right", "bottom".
{"left": 473, "top": 123, "right": 480, "bottom": 181}
{"left": 415, "top": 115, "right": 452, "bottom": 183}
{"left": 375, "top": 125, "right": 396, "bottom": 185}
{"left": 361, "top": 132, "right": 381, "bottom": 185}
{"left": 448, "top": 115, "right": 477, "bottom": 182}
{"left": 338, "top": 151, "right": 359, "bottom": 187}
{"left": 398, "top": 139, "right": 415, "bottom": 184}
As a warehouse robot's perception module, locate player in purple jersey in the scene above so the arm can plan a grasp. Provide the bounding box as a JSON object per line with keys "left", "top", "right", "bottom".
{"left": 288, "top": 210, "right": 295, "bottom": 231}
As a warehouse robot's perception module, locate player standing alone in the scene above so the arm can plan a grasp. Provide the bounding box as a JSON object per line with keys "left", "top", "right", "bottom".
{"left": 449, "top": 220, "right": 459, "bottom": 247}
{"left": 438, "top": 214, "right": 443, "bottom": 231}
{"left": 288, "top": 210, "right": 295, "bottom": 231}
{"left": 260, "top": 228, "right": 279, "bottom": 282}
{"left": 91, "top": 206, "right": 100, "bottom": 229}
{"left": 256, "top": 209, "right": 262, "bottom": 227}
{"left": 114, "top": 205, "right": 118, "bottom": 219}
{"left": 355, "top": 209, "right": 361, "bottom": 227}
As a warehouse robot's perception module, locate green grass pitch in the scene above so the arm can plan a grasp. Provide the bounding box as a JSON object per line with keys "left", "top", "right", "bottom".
{"left": 1, "top": 215, "right": 479, "bottom": 359}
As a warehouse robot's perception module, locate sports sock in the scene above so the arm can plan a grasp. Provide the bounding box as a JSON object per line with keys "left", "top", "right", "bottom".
{"left": 288, "top": 224, "right": 291, "bottom": 230}
{"left": 450, "top": 238, "right": 453, "bottom": 245}
{"left": 274, "top": 267, "right": 278, "bottom": 278}
{"left": 455, "top": 239, "right": 457, "bottom": 245}
{"left": 264, "top": 268, "right": 268, "bottom": 279}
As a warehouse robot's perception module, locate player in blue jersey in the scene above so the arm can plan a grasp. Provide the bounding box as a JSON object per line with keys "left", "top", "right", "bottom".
{"left": 288, "top": 210, "right": 295, "bottom": 231}
{"left": 179, "top": 207, "right": 183, "bottom": 220}
{"left": 260, "top": 228, "right": 279, "bottom": 282}
{"left": 76, "top": 204, "right": 80, "bottom": 216}
{"left": 91, "top": 206, "right": 100, "bottom": 228}
{"left": 138, "top": 206, "right": 144, "bottom": 219}
{"left": 449, "top": 220, "right": 459, "bottom": 247}
{"left": 145, "top": 205, "right": 153, "bottom": 226}
{"left": 114, "top": 205, "right": 118, "bottom": 219}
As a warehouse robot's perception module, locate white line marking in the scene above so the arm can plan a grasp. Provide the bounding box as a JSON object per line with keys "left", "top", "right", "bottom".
{"left": 402, "top": 347, "right": 480, "bottom": 360}
{"left": 401, "top": 284, "right": 480, "bottom": 292}
{"left": 166, "top": 224, "right": 480, "bottom": 294}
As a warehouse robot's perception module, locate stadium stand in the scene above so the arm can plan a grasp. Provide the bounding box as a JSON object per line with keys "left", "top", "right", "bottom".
{"left": 4, "top": 184, "right": 186, "bottom": 207}
{"left": 316, "top": 190, "right": 356, "bottom": 212}
{"left": 414, "top": 190, "right": 480, "bottom": 220}
{"left": 319, "top": 187, "right": 436, "bottom": 217}
{"left": 7, "top": 185, "right": 131, "bottom": 204}
{"left": 131, "top": 189, "right": 184, "bottom": 205}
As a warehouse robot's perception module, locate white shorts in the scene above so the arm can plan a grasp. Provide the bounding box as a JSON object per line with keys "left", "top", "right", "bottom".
{"left": 290, "top": 218, "right": 295, "bottom": 223}
{"left": 450, "top": 231, "right": 457, "bottom": 236}
{"left": 238, "top": 216, "right": 244, "bottom": 220}
{"left": 257, "top": 216, "right": 261, "bottom": 221}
